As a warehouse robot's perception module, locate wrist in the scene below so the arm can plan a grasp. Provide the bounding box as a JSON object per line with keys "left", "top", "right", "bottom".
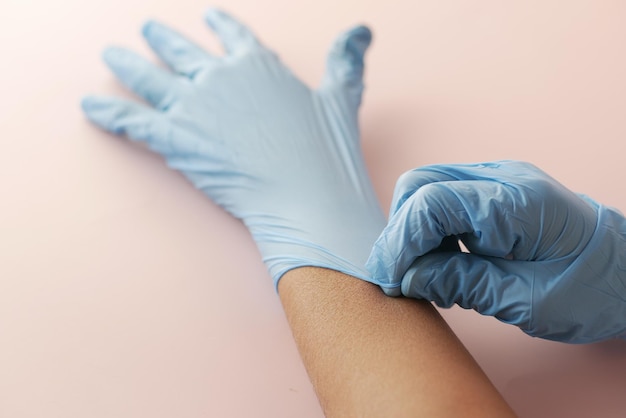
{"left": 244, "top": 199, "right": 387, "bottom": 290}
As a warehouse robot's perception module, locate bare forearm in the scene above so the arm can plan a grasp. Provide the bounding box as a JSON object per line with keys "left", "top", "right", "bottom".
{"left": 278, "top": 267, "right": 517, "bottom": 417}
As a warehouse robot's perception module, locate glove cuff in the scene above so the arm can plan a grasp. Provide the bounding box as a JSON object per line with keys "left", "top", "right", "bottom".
{"left": 246, "top": 214, "right": 391, "bottom": 292}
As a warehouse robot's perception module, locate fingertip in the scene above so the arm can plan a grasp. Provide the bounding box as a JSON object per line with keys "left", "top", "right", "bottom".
{"left": 80, "top": 95, "right": 96, "bottom": 112}
{"left": 101, "top": 46, "right": 126, "bottom": 66}
{"left": 79, "top": 97, "right": 159, "bottom": 140}
{"left": 346, "top": 25, "right": 373, "bottom": 52}
{"left": 142, "top": 20, "right": 172, "bottom": 51}
{"left": 321, "top": 25, "right": 373, "bottom": 93}
{"left": 381, "top": 285, "right": 402, "bottom": 297}
{"left": 400, "top": 254, "right": 454, "bottom": 302}
{"left": 352, "top": 24, "right": 372, "bottom": 37}
{"left": 79, "top": 96, "right": 115, "bottom": 129}
{"left": 141, "top": 19, "right": 158, "bottom": 38}
{"left": 81, "top": 95, "right": 112, "bottom": 115}
{"left": 203, "top": 7, "right": 224, "bottom": 28}
{"left": 401, "top": 260, "right": 423, "bottom": 297}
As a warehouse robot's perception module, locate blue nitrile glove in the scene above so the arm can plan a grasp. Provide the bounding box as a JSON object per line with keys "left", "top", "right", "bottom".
{"left": 81, "top": 9, "right": 389, "bottom": 290}
{"left": 366, "top": 160, "right": 626, "bottom": 343}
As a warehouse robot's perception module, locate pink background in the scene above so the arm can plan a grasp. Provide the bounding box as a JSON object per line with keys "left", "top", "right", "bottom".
{"left": 2, "top": 0, "right": 626, "bottom": 416}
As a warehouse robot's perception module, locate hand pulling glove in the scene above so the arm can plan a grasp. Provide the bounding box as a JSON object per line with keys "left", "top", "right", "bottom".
{"left": 367, "top": 160, "right": 626, "bottom": 343}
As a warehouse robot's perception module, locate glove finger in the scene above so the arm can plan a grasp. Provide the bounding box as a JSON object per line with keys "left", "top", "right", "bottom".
{"left": 142, "top": 20, "right": 214, "bottom": 78}
{"left": 81, "top": 95, "right": 164, "bottom": 139}
{"left": 390, "top": 160, "right": 543, "bottom": 216}
{"left": 367, "top": 179, "right": 520, "bottom": 285}
{"left": 390, "top": 167, "right": 461, "bottom": 216}
{"left": 204, "top": 8, "right": 261, "bottom": 55}
{"left": 402, "top": 252, "right": 534, "bottom": 327}
{"left": 432, "top": 180, "right": 526, "bottom": 258}
{"left": 379, "top": 235, "right": 461, "bottom": 297}
{"left": 103, "top": 47, "right": 180, "bottom": 111}
{"left": 319, "top": 25, "right": 372, "bottom": 107}
{"left": 81, "top": 95, "right": 203, "bottom": 156}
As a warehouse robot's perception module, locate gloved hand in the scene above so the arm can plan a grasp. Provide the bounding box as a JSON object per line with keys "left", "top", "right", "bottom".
{"left": 366, "top": 160, "right": 626, "bottom": 343}
{"left": 81, "top": 8, "right": 389, "bottom": 290}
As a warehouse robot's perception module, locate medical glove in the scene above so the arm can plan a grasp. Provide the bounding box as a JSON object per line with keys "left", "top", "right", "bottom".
{"left": 366, "top": 160, "right": 626, "bottom": 343}
{"left": 81, "top": 9, "right": 389, "bottom": 290}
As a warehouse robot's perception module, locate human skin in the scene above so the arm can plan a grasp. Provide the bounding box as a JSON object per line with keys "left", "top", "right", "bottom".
{"left": 79, "top": 10, "right": 518, "bottom": 415}
{"left": 279, "top": 267, "right": 518, "bottom": 417}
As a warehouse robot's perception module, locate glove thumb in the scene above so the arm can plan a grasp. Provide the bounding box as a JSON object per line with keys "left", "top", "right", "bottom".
{"left": 402, "top": 252, "right": 535, "bottom": 328}
{"left": 320, "top": 25, "right": 372, "bottom": 106}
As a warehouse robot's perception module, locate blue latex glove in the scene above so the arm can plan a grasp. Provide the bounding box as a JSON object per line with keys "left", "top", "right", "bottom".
{"left": 366, "top": 160, "right": 626, "bottom": 343}
{"left": 81, "top": 9, "right": 389, "bottom": 290}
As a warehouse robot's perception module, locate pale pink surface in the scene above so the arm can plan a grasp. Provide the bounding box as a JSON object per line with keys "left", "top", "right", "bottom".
{"left": 1, "top": 1, "right": 626, "bottom": 417}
